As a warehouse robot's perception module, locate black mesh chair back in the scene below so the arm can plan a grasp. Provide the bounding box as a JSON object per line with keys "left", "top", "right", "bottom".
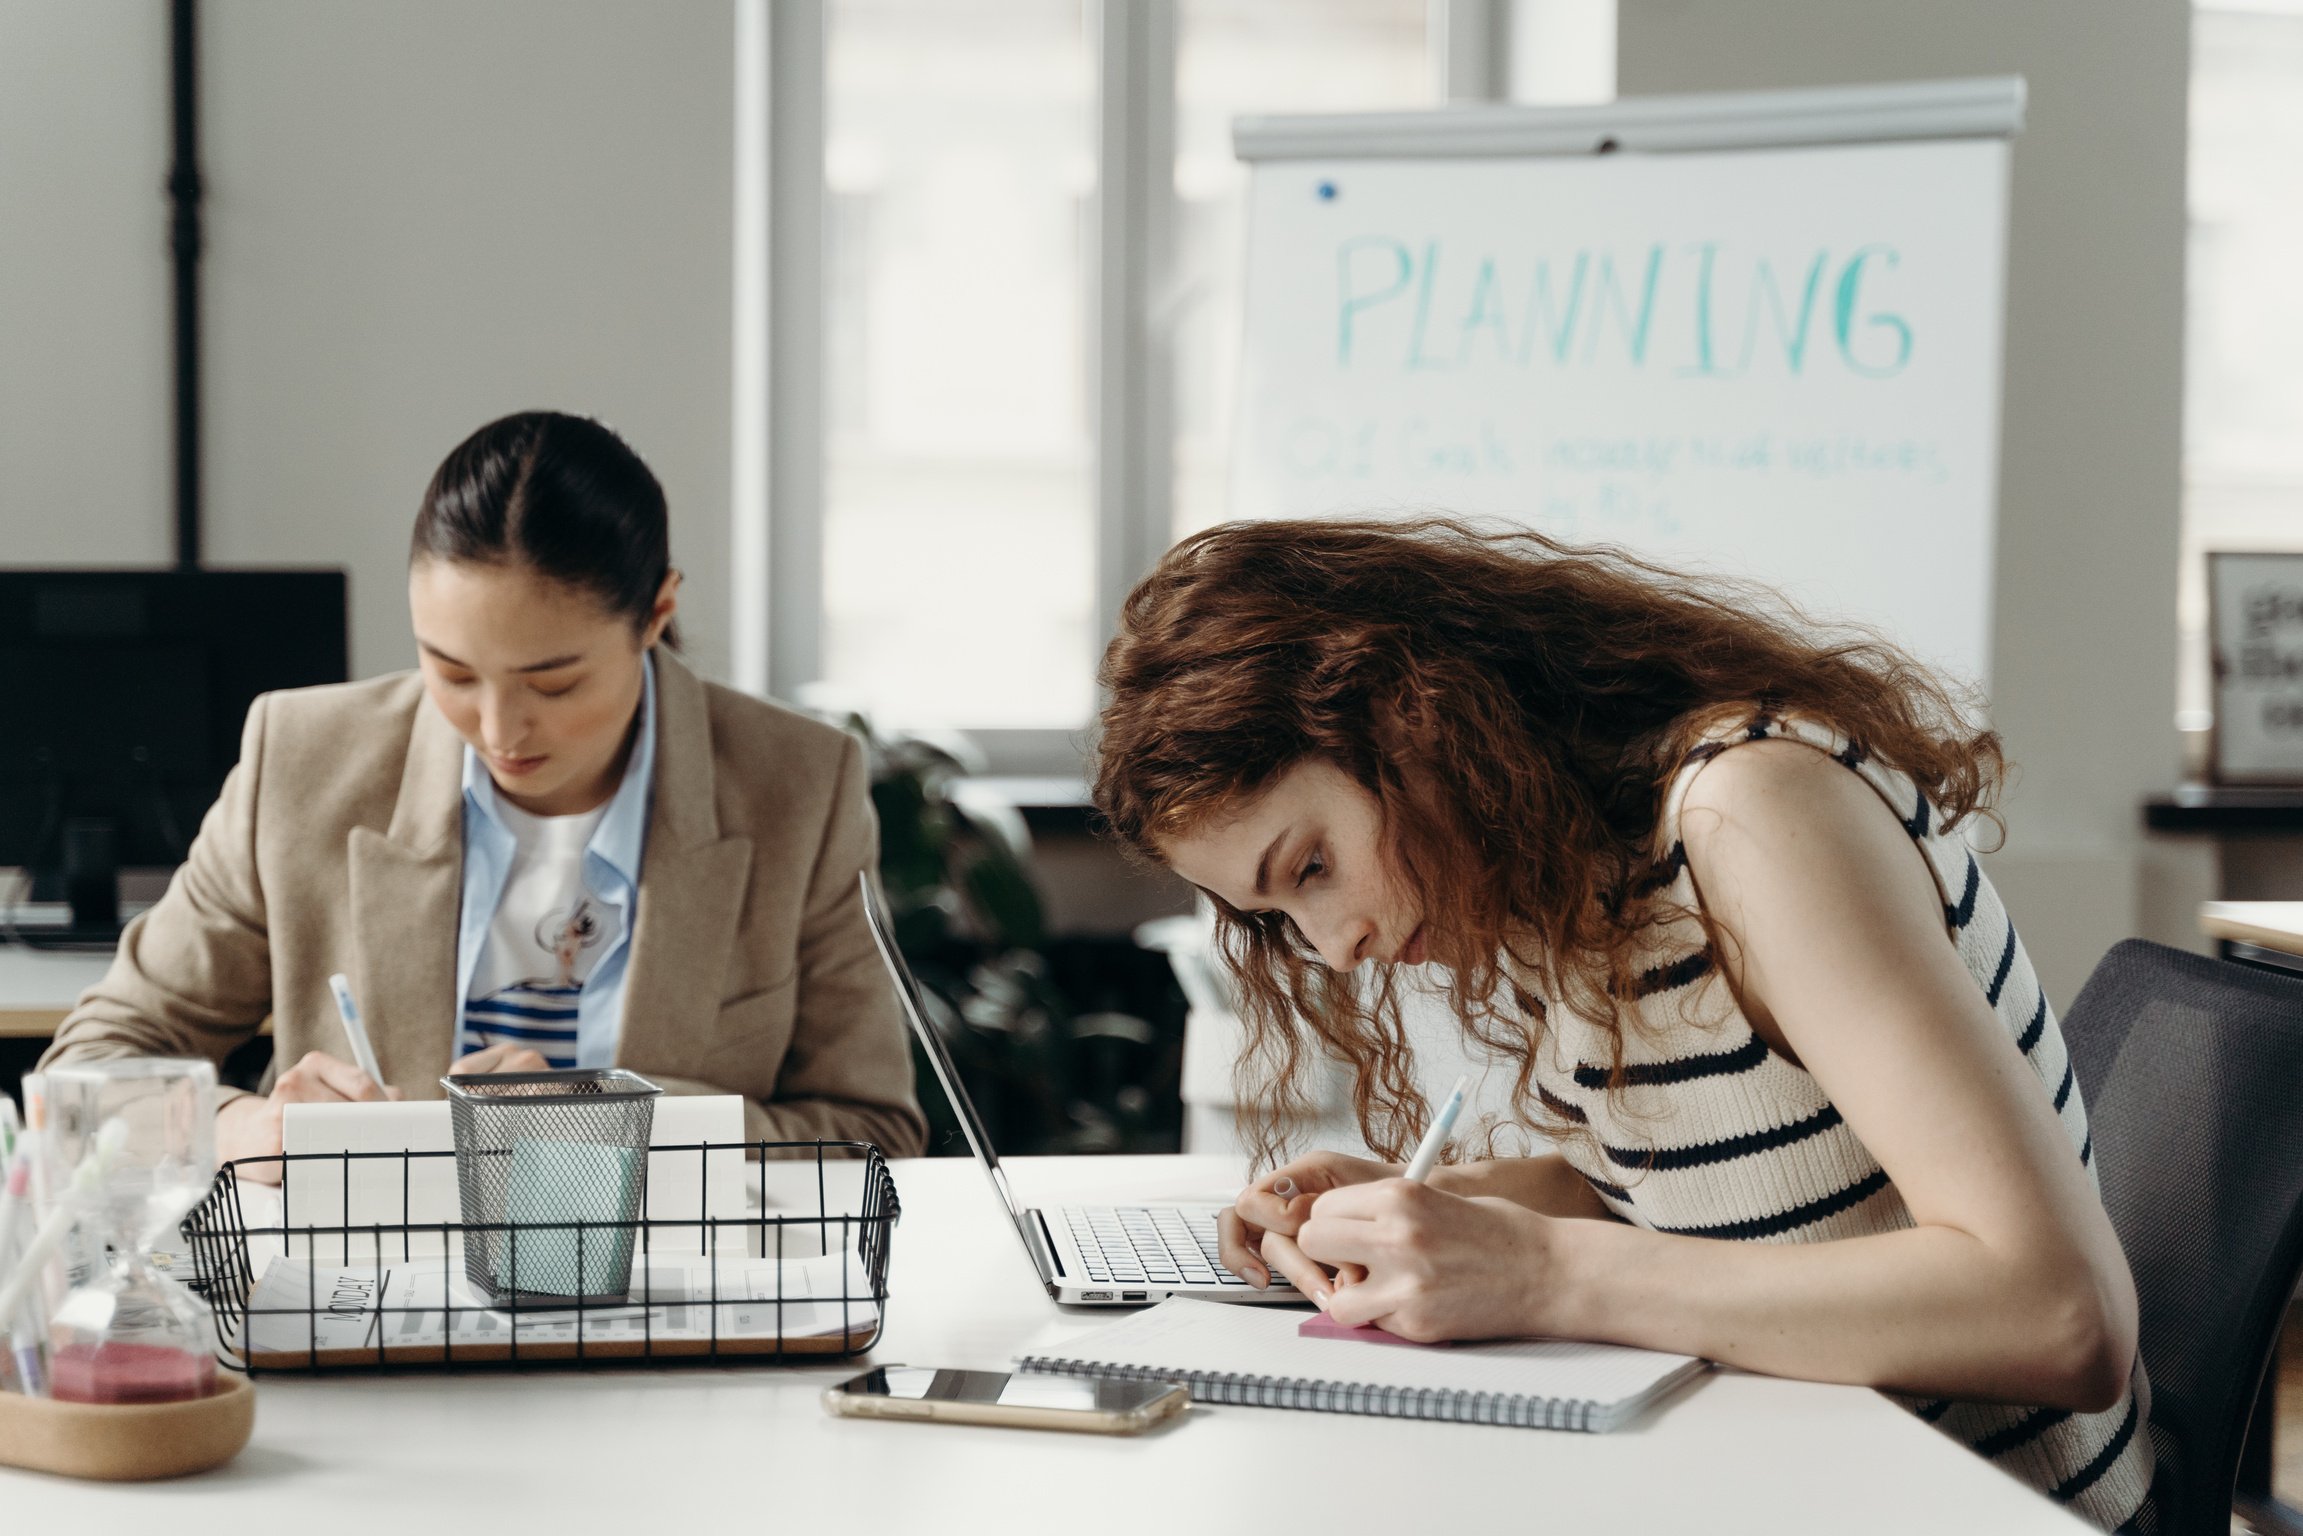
{"left": 2061, "top": 939, "right": 2303, "bottom": 1535}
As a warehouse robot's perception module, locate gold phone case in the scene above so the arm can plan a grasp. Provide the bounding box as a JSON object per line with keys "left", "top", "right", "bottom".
{"left": 823, "top": 1383, "right": 1188, "bottom": 1436}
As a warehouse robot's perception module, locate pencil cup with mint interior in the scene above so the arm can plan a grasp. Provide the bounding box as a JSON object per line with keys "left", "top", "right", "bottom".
{"left": 443, "top": 1069, "right": 661, "bottom": 1304}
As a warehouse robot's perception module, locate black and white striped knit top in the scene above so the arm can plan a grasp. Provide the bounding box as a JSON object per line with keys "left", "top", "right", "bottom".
{"left": 1524, "top": 712, "right": 2155, "bottom": 1535}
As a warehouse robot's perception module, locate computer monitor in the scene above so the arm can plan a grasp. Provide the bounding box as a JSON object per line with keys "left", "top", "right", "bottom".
{"left": 0, "top": 569, "right": 349, "bottom": 939}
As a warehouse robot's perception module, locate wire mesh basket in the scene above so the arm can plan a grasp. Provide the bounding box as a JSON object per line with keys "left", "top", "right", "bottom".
{"left": 443, "top": 1069, "right": 660, "bottom": 1304}
{"left": 181, "top": 1139, "right": 897, "bottom": 1375}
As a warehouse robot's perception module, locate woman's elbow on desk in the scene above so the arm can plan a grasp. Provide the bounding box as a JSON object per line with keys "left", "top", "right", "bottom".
{"left": 2021, "top": 1264, "right": 2138, "bottom": 1416}
{"left": 1862, "top": 1236, "right": 2140, "bottom": 1413}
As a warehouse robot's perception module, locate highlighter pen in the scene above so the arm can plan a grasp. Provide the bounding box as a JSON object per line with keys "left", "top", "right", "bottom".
{"left": 327, "top": 972, "right": 386, "bottom": 1088}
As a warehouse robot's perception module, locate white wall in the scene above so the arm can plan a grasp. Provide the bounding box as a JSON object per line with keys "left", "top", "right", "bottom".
{"left": 204, "top": 0, "right": 735, "bottom": 682}
{"left": 0, "top": 1, "right": 736, "bottom": 684}
{"left": 1506, "top": 0, "right": 1615, "bottom": 105}
{"left": 1617, "top": 1, "right": 2196, "bottom": 1008}
{"left": 0, "top": 0, "right": 171, "bottom": 564}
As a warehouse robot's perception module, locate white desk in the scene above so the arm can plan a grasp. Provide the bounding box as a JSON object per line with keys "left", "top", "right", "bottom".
{"left": 0, "top": 1155, "right": 2089, "bottom": 1534}
{"left": 2202, "top": 900, "right": 2303, "bottom": 958}
{"left": 0, "top": 945, "right": 113, "bottom": 1037}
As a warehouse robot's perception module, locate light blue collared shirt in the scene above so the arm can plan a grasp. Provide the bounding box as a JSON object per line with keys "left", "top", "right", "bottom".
{"left": 454, "top": 655, "right": 656, "bottom": 1069}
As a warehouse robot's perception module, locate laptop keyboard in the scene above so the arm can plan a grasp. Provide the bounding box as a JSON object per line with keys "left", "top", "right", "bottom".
{"left": 1062, "top": 1206, "right": 1250, "bottom": 1288}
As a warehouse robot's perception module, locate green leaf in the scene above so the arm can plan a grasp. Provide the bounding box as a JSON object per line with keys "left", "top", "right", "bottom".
{"left": 961, "top": 853, "right": 1046, "bottom": 950}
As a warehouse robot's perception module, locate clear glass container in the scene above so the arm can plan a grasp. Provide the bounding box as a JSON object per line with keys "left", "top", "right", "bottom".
{"left": 41, "top": 1058, "right": 220, "bottom": 1402}
{"left": 43, "top": 1058, "right": 218, "bottom": 1255}
{"left": 47, "top": 1243, "right": 217, "bottom": 1404}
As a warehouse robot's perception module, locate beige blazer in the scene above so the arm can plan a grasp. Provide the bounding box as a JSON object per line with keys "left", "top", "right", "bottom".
{"left": 42, "top": 650, "right": 926, "bottom": 1157}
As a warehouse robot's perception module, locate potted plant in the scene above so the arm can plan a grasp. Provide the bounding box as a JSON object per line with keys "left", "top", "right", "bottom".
{"left": 835, "top": 715, "right": 1185, "bottom": 1156}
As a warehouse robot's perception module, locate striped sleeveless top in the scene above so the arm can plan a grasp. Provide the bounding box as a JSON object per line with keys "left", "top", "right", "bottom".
{"left": 1524, "top": 711, "right": 2155, "bottom": 1534}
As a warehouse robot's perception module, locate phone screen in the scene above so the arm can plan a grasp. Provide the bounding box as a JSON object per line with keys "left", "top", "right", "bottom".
{"left": 839, "top": 1366, "right": 1176, "bottom": 1414}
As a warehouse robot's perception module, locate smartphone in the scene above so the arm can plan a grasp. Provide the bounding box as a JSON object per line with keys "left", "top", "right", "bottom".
{"left": 823, "top": 1365, "right": 1188, "bottom": 1435}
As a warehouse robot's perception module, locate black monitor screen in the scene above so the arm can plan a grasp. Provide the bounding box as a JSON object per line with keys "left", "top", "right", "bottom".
{"left": 0, "top": 569, "right": 348, "bottom": 876}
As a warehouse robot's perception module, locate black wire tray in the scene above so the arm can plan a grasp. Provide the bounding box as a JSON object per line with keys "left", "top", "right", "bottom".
{"left": 182, "top": 1140, "right": 897, "bottom": 1375}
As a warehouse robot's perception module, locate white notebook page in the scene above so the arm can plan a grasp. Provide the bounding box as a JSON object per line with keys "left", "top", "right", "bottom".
{"left": 280, "top": 1096, "right": 749, "bottom": 1259}
{"left": 1024, "top": 1297, "right": 1702, "bottom": 1406}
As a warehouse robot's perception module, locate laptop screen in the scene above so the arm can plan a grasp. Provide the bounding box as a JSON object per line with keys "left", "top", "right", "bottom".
{"left": 858, "top": 872, "right": 1031, "bottom": 1235}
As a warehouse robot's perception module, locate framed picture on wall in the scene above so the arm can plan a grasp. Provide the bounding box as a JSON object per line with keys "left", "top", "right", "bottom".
{"left": 2209, "top": 551, "right": 2303, "bottom": 784}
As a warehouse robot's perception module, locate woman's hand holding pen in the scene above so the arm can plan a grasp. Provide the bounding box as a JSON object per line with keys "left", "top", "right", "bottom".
{"left": 1295, "top": 1179, "right": 1565, "bottom": 1343}
{"left": 1217, "top": 1150, "right": 1394, "bottom": 1300}
{"left": 217, "top": 1040, "right": 553, "bottom": 1182}
{"left": 449, "top": 1044, "right": 552, "bottom": 1075}
{"left": 215, "top": 1050, "right": 400, "bottom": 1182}
{"left": 1222, "top": 1076, "right": 1483, "bottom": 1310}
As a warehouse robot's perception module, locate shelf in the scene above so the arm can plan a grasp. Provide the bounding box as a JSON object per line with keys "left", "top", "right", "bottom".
{"left": 2143, "top": 785, "right": 2303, "bottom": 834}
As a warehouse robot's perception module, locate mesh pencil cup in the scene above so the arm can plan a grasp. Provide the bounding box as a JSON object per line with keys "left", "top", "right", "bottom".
{"left": 442, "top": 1069, "right": 662, "bottom": 1305}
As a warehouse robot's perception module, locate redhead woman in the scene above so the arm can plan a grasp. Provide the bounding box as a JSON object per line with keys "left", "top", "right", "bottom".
{"left": 44, "top": 411, "right": 925, "bottom": 1165}
{"left": 1092, "top": 519, "right": 2152, "bottom": 1532}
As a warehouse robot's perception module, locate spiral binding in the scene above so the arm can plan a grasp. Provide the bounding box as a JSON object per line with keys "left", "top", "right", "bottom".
{"left": 1011, "top": 1355, "right": 1602, "bottom": 1432}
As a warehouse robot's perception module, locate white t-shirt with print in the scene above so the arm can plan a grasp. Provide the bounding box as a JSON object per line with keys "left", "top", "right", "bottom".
{"left": 457, "top": 798, "right": 621, "bottom": 1069}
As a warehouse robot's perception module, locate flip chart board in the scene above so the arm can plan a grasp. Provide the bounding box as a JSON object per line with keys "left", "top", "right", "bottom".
{"left": 1231, "top": 79, "right": 2022, "bottom": 687}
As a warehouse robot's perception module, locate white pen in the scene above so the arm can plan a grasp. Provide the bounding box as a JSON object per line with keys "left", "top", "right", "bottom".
{"left": 1402, "top": 1074, "right": 1472, "bottom": 1184}
{"left": 327, "top": 972, "right": 386, "bottom": 1088}
{"left": 1279, "top": 1075, "right": 1470, "bottom": 1306}
{"left": 1267, "top": 1073, "right": 1471, "bottom": 1204}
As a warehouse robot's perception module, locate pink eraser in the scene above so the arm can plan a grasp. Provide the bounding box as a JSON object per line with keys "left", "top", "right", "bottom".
{"left": 1298, "top": 1313, "right": 1450, "bottom": 1347}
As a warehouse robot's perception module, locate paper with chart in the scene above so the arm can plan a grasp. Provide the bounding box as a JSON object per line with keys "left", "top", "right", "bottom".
{"left": 237, "top": 1249, "right": 878, "bottom": 1364}
{"left": 1234, "top": 135, "right": 2011, "bottom": 688}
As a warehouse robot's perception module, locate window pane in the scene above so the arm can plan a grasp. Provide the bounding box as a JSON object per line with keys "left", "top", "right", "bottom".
{"left": 2181, "top": 5, "right": 2303, "bottom": 717}
{"left": 822, "top": 0, "right": 1094, "bottom": 729}
{"left": 1171, "top": 0, "right": 1430, "bottom": 541}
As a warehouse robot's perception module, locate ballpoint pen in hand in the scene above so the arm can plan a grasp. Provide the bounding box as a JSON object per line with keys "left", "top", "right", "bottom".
{"left": 1402, "top": 1075, "right": 1471, "bottom": 1184}
{"left": 1277, "top": 1076, "right": 1470, "bottom": 1301}
{"left": 328, "top": 972, "right": 386, "bottom": 1087}
{"left": 1271, "top": 1074, "right": 1472, "bottom": 1206}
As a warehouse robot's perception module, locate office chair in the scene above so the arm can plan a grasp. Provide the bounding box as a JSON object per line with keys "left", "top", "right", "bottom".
{"left": 2061, "top": 939, "right": 2303, "bottom": 1536}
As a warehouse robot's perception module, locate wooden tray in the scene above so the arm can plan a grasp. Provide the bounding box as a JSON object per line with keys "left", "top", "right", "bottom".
{"left": 0, "top": 1373, "right": 254, "bottom": 1480}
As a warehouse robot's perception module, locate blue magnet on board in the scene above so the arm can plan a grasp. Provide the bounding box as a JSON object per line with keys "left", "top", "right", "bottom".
{"left": 1315, "top": 180, "right": 1339, "bottom": 201}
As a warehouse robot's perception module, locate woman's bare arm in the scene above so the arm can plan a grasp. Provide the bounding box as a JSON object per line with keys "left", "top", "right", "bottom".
{"left": 1297, "top": 742, "right": 2137, "bottom": 1412}
{"left": 1432, "top": 1154, "right": 1616, "bottom": 1221}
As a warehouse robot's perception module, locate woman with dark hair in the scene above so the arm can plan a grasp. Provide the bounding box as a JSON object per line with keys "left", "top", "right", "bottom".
{"left": 46, "top": 411, "right": 925, "bottom": 1164}
{"left": 1093, "top": 518, "right": 2152, "bottom": 1533}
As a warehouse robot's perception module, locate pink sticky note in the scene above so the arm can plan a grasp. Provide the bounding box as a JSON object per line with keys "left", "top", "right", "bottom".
{"left": 1298, "top": 1313, "right": 1451, "bottom": 1347}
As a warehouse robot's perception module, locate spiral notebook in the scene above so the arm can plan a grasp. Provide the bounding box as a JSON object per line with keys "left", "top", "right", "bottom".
{"left": 1014, "top": 1298, "right": 1708, "bottom": 1432}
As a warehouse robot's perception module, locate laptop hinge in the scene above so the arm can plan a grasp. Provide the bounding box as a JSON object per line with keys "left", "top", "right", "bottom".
{"left": 1026, "top": 1208, "right": 1064, "bottom": 1281}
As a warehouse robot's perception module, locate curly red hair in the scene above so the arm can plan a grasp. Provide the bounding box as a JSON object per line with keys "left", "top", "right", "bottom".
{"left": 1091, "top": 517, "right": 2003, "bottom": 1169}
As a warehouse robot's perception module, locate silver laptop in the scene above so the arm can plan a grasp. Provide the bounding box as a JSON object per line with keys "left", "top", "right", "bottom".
{"left": 860, "top": 873, "right": 1296, "bottom": 1307}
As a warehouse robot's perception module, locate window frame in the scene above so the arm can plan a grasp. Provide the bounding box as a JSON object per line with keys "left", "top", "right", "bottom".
{"left": 735, "top": 0, "right": 1506, "bottom": 773}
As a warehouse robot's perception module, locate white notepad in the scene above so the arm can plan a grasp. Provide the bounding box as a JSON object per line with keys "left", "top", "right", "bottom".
{"left": 279, "top": 1096, "right": 748, "bottom": 1260}
{"left": 1015, "top": 1298, "right": 1709, "bottom": 1432}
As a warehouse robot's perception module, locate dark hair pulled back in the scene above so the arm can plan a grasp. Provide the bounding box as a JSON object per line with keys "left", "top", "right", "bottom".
{"left": 411, "top": 411, "right": 680, "bottom": 649}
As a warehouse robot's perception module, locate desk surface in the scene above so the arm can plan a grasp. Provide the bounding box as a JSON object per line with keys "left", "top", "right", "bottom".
{"left": 2201, "top": 901, "right": 2303, "bottom": 955}
{"left": 0, "top": 944, "right": 114, "bottom": 1037}
{"left": 0, "top": 1155, "right": 2088, "bottom": 1535}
